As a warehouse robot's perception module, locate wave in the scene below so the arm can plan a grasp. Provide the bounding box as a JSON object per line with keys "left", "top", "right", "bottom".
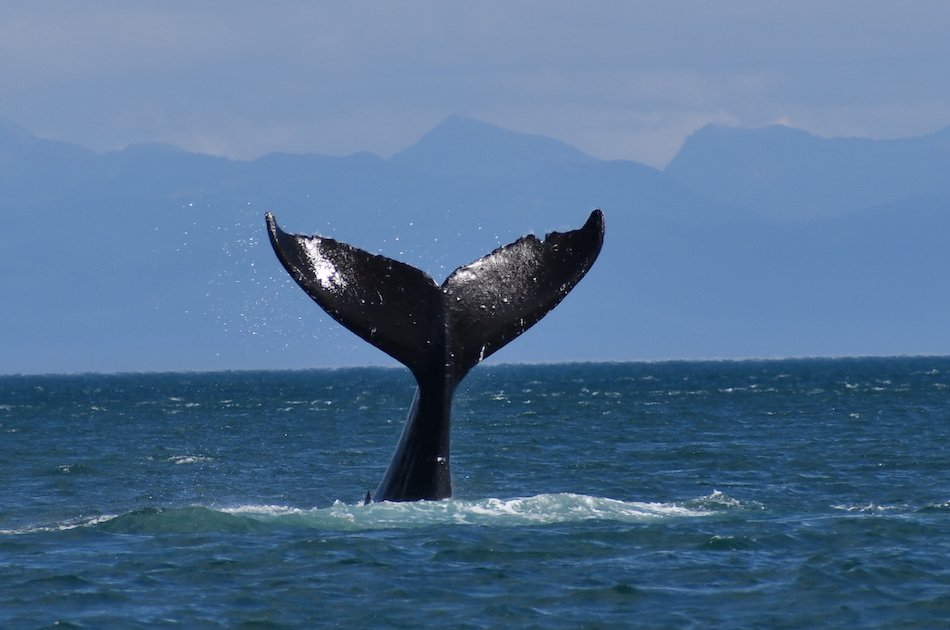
{"left": 18, "top": 492, "right": 942, "bottom": 537}
{"left": 832, "top": 502, "right": 907, "bottom": 514}
{"left": 0, "top": 514, "right": 119, "bottom": 536}
{"left": 1, "top": 493, "right": 726, "bottom": 536}
{"left": 222, "top": 493, "right": 715, "bottom": 530}
{"left": 165, "top": 454, "right": 214, "bottom": 465}
{"left": 834, "top": 500, "right": 950, "bottom": 515}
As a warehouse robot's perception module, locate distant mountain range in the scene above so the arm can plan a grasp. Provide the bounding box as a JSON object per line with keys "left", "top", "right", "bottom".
{"left": 1, "top": 115, "right": 948, "bottom": 374}
{"left": 668, "top": 123, "right": 950, "bottom": 217}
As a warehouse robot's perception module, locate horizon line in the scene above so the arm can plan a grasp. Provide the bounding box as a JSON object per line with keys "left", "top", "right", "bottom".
{"left": 2, "top": 352, "right": 947, "bottom": 379}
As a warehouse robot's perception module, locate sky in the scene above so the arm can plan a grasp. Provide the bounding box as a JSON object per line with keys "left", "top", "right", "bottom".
{"left": 3, "top": 2, "right": 950, "bottom": 168}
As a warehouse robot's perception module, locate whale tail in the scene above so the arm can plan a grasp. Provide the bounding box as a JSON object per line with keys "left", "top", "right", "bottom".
{"left": 266, "top": 210, "right": 604, "bottom": 501}
{"left": 265, "top": 210, "right": 604, "bottom": 383}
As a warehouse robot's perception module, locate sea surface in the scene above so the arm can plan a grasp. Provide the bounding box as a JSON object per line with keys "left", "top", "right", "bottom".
{"left": 1, "top": 357, "right": 948, "bottom": 628}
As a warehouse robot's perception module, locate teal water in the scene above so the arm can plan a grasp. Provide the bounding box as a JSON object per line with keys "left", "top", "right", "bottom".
{"left": 1, "top": 358, "right": 948, "bottom": 627}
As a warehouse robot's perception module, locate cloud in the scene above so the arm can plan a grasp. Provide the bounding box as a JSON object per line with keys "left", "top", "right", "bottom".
{"left": 2, "top": 2, "right": 950, "bottom": 164}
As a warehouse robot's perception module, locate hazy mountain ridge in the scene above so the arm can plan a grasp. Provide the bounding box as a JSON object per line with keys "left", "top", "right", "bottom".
{"left": 668, "top": 123, "right": 950, "bottom": 217}
{"left": 391, "top": 116, "right": 597, "bottom": 177}
{"left": 1, "top": 116, "right": 947, "bottom": 373}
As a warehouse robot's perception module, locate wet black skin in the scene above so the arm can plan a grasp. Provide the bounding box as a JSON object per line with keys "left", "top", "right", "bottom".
{"left": 266, "top": 210, "right": 604, "bottom": 502}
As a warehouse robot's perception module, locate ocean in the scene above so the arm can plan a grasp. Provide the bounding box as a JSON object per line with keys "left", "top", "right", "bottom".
{"left": 1, "top": 357, "right": 948, "bottom": 627}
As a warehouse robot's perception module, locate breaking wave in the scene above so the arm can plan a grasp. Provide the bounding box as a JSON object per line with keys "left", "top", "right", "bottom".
{"left": 2, "top": 493, "right": 723, "bottom": 536}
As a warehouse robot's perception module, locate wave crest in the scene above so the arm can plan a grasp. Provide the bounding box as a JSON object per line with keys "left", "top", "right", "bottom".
{"left": 224, "top": 493, "right": 710, "bottom": 530}
{"left": 2, "top": 494, "right": 715, "bottom": 536}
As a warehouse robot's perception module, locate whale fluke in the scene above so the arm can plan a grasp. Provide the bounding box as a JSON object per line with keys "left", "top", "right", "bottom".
{"left": 266, "top": 210, "right": 604, "bottom": 501}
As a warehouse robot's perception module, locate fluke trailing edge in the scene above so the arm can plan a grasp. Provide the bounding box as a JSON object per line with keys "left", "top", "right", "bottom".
{"left": 265, "top": 210, "right": 605, "bottom": 502}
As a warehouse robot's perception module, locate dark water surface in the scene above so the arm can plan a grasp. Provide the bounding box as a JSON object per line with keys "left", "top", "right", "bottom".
{"left": 2, "top": 358, "right": 949, "bottom": 627}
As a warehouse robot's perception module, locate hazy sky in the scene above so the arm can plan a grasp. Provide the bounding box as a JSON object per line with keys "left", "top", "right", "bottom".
{"left": 3, "top": 1, "right": 950, "bottom": 167}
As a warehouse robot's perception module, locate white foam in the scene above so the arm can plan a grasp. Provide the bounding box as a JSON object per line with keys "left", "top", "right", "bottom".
{"left": 0, "top": 514, "right": 118, "bottom": 536}
{"left": 217, "top": 493, "right": 712, "bottom": 530}
{"left": 221, "top": 504, "right": 305, "bottom": 516}
{"left": 832, "top": 502, "right": 905, "bottom": 514}
{"left": 0, "top": 494, "right": 720, "bottom": 537}
{"left": 166, "top": 455, "right": 214, "bottom": 465}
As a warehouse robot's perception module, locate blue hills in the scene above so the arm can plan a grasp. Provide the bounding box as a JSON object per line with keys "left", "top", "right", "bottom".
{"left": 667, "top": 123, "right": 950, "bottom": 217}
{"left": 1, "top": 116, "right": 948, "bottom": 374}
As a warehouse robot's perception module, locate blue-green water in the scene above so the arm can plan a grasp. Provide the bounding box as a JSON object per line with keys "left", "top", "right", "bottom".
{"left": 2, "top": 358, "right": 949, "bottom": 627}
